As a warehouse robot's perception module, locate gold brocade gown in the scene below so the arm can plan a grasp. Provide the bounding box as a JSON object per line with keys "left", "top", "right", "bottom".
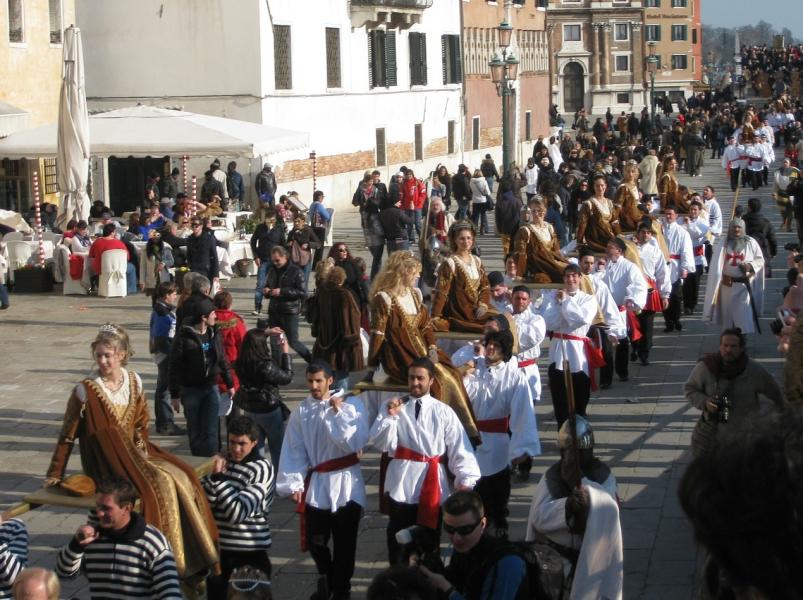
{"left": 576, "top": 197, "right": 617, "bottom": 253}
{"left": 512, "top": 222, "right": 569, "bottom": 283}
{"left": 368, "top": 287, "right": 480, "bottom": 441}
{"left": 614, "top": 183, "right": 643, "bottom": 232}
{"left": 46, "top": 370, "right": 219, "bottom": 577}
{"left": 430, "top": 254, "right": 499, "bottom": 333}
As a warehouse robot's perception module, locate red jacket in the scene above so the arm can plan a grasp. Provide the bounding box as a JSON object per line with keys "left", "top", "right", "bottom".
{"left": 214, "top": 309, "right": 247, "bottom": 391}
{"left": 401, "top": 177, "right": 427, "bottom": 211}
{"left": 88, "top": 237, "right": 129, "bottom": 275}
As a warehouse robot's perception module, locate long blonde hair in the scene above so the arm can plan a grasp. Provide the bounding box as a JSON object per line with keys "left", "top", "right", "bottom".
{"left": 91, "top": 323, "right": 133, "bottom": 365}
{"left": 370, "top": 251, "right": 421, "bottom": 297}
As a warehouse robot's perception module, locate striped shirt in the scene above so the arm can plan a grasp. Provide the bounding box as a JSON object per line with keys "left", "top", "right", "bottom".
{"left": 202, "top": 453, "right": 275, "bottom": 552}
{"left": 56, "top": 512, "right": 181, "bottom": 600}
{"left": 0, "top": 519, "right": 27, "bottom": 599}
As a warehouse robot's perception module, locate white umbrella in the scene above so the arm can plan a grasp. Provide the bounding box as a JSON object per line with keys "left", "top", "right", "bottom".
{"left": 56, "top": 25, "right": 90, "bottom": 230}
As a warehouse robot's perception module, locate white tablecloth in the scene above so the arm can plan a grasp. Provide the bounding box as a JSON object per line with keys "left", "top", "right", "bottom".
{"left": 223, "top": 211, "right": 253, "bottom": 232}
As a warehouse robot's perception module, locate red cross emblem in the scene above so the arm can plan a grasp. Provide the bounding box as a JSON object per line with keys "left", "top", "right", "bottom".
{"left": 725, "top": 252, "right": 744, "bottom": 266}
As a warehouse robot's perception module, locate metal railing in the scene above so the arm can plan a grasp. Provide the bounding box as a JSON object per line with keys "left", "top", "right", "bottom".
{"left": 351, "top": 0, "right": 433, "bottom": 8}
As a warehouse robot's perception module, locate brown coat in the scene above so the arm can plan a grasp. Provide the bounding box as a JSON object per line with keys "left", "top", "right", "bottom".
{"left": 309, "top": 282, "right": 365, "bottom": 372}
{"left": 46, "top": 373, "right": 219, "bottom": 576}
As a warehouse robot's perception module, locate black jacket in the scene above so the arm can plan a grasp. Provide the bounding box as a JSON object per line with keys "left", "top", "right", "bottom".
{"left": 743, "top": 211, "right": 777, "bottom": 259}
{"left": 335, "top": 257, "right": 369, "bottom": 306}
{"left": 264, "top": 262, "right": 306, "bottom": 315}
{"left": 494, "top": 191, "right": 521, "bottom": 236}
{"left": 234, "top": 353, "right": 293, "bottom": 414}
{"left": 250, "top": 224, "right": 286, "bottom": 262}
{"left": 169, "top": 325, "right": 233, "bottom": 397}
{"left": 160, "top": 177, "right": 178, "bottom": 199}
{"left": 200, "top": 178, "right": 224, "bottom": 202}
{"left": 186, "top": 231, "right": 220, "bottom": 279}
{"left": 378, "top": 206, "right": 413, "bottom": 240}
{"left": 452, "top": 172, "right": 472, "bottom": 203}
{"left": 176, "top": 292, "right": 207, "bottom": 329}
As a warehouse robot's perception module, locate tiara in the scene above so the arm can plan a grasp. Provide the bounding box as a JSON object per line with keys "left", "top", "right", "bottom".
{"left": 99, "top": 324, "right": 118, "bottom": 335}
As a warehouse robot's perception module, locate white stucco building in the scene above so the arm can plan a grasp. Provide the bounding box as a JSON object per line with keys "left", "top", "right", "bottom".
{"left": 76, "top": 0, "right": 467, "bottom": 213}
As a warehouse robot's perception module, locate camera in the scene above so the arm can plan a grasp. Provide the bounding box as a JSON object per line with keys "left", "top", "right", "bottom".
{"left": 785, "top": 242, "right": 801, "bottom": 252}
{"left": 770, "top": 318, "right": 784, "bottom": 336}
{"left": 713, "top": 393, "right": 731, "bottom": 423}
{"left": 394, "top": 526, "right": 443, "bottom": 572}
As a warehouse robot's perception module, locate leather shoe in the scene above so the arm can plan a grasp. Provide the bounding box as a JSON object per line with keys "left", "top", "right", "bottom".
{"left": 640, "top": 357, "right": 650, "bottom": 366}
{"left": 630, "top": 351, "right": 637, "bottom": 362}
{"left": 664, "top": 324, "right": 674, "bottom": 333}
{"left": 157, "top": 424, "right": 186, "bottom": 436}
{"left": 675, "top": 321, "right": 683, "bottom": 331}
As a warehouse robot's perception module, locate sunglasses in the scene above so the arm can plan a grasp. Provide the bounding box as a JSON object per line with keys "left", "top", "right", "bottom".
{"left": 443, "top": 520, "right": 482, "bottom": 537}
{"left": 229, "top": 579, "right": 271, "bottom": 592}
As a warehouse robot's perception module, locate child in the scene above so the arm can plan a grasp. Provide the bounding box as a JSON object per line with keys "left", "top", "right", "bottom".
{"left": 149, "top": 282, "right": 183, "bottom": 435}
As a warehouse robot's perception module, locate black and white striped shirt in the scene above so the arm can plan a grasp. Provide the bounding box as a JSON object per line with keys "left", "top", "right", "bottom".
{"left": 202, "top": 452, "right": 275, "bottom": 552}
{"left": 56, "top": 512, "right": 181, "bottom": 600}
{"left": 0, "top": 519, "right": 27, "bottom": 600}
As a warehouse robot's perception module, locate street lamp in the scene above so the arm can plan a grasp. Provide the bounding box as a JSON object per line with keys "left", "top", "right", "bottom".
{"left": 647, "top": 41, "right": 659, "bottom": 143}
{"left": 489, "top": 21, "right": 519, "bottom": 177}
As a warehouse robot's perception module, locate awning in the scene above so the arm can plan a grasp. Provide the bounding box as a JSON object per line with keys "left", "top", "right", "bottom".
{"left": 0, "top": 101, "right": 30, "bottom": 138}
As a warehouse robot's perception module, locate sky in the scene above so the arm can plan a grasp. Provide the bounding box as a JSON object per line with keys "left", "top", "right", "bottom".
{"left": 701, "top": 0, "right": 803, "bottom": 41}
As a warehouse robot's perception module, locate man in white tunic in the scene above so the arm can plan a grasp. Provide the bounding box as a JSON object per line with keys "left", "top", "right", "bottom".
{"left": 598, "top": 238, "right": 647, "bottom": 384}
{"left": 277, "top": 361, "right": 369, "bottom": 600}
{"left": 525, "top": 417, "right": 622, "bottom": 600}
{"left": 703, "top": 218, "right": 765, "bottom": 335}
{"left": 744, "top": 139, "right": 765, "bottom": 191}
{"left": 683, "top": 200, "right": 710, "bottom": 314}
{"left": 578, "top": 250, "right": 627, "bottom": 390}
{"left": 721, "top": 136, "right": 744, "bottom": 192}
{"left": 633, "top": 222, "right": 671, "bottom": 365}
{"left": 662, "top": 205, "right": 694, "bottom": 332}
{"left": 462, "top": 330, "right": 540, "bottom": 536}
{"left": 510, "top": 285, "right": 546, "bottom": 402}
{"left": 542, "top": 264, "right": 603, "bottom": 427}
{"left": 369, "top": 357, "right": 480, "bottom": 565}
{"left": 702, "top": 185, "right": 723, "bottom": 268}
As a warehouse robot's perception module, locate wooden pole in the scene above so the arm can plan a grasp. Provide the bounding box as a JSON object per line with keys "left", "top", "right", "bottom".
{"left": 191, "top": 175, "right": 197, "bottom": 218}
{"left": 32, "top": 171, "right": 46, "bottom": 268}
{"left": 182, "top": 155, "right": 189, "bottom": 193}
{"left": 310, "top": 151, "right": 318, "bottom": 193}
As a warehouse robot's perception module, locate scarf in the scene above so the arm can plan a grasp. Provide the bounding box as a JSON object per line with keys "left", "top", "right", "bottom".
{"left": 700, "top": 352, "right": 749, "bottom": 381}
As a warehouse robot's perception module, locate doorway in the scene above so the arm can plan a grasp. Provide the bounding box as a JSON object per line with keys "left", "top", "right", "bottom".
{"left": 563, "top": 62, "right": 585, "bottom": 114}
{"left": 107, "top": 157, "right": 170, "bottom": 215}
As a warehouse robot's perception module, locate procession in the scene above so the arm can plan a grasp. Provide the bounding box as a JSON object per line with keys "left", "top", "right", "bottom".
{"left": 2, "top": 1, "right": 803, "bottom": 599}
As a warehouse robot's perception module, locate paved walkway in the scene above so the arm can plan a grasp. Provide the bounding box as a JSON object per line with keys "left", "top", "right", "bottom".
{"left": 0, "top": 143, "right": 788, "bottom": 599}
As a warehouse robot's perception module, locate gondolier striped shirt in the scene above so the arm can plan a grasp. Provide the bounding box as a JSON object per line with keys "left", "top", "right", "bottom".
{"left": 0, "top": 519, "right": 27, "bottom": 599}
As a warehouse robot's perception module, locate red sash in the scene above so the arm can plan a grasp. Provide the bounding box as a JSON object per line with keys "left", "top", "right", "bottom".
{"left": 518, "top": 358, "right": 537, "bottom": 368}
{"left": 296, "top": 453, "right": 360, "bottom": 551}
{"left": 669, "top": 253, "right": 681, "bottom": 260}
{"left": 394, "top": 446, "right": 441, "bottom": 529}
{"left": 618, "top": 305, "right": 643, "bottom": 342}
{"left": 693, "top": 245, "right": 705, "bottom": 257}
{"left": 644, "top": 278, "right": 664, "bottom": 312}
{"left": 476, "top": 416, "right": 510, "bottom": 434}
{"left": 552, "top": 332, "right": 607, "bottom": 391}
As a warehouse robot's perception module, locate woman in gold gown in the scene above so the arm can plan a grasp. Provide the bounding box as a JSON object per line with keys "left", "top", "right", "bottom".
{"left": 45, "top": 325, "right": 219, "bottom": 578}
{"left": 575, "top": 176, "right": 618, "bottom": 253}
{"left": 430, "top": 221, "right": 498, "bottom": 333}
{"left": 658, "top": 156, "right": 681, "bottom": 210}
{"left": 512, "top": 198, "right": 569, "bottom": 283}
{"left": 614, "top": 164, "right": 644, "bottom": 232}
{"left": 366, "top": 251, "right": 479, "bottom": 442}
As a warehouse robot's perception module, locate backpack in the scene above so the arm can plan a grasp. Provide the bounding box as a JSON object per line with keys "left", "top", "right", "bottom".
{"left": 480, "top": 541, "right": 566, "bottom": 600}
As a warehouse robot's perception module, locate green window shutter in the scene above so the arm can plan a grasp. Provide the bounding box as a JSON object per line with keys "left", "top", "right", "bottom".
{"left": 385, "top": 30, "right": 397, "bottom": 87}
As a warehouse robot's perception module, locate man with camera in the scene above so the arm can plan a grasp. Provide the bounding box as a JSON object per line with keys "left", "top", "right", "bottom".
{"left": 685, "top": 328, "right": 784, "bottom": 458}
{"left": 369, "top": 357, "right": 481, "bottom": 567}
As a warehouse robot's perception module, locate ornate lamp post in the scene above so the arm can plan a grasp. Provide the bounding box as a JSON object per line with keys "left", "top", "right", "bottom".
{"left": 647, "top": 41, "right": 659, "bottom": 143}
{"left": 489, "top": 21, "right": 519, "bottom": 176}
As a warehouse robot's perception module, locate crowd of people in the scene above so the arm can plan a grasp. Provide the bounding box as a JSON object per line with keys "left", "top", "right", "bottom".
{"left": 4, "top": 44, "right": 803, "bottom": 600}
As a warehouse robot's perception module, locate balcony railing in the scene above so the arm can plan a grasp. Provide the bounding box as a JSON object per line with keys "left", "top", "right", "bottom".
{"left": 351, "top": 0, "right": 433, "bottom": 7}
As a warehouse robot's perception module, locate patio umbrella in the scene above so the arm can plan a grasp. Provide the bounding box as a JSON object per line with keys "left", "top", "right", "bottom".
{"left": 56, "top": 25, "right": 90, "bottom": 230}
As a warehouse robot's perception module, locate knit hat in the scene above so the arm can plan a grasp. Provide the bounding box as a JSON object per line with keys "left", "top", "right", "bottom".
{"left": 193, "top": 297, "right": 216, "bottom": 320}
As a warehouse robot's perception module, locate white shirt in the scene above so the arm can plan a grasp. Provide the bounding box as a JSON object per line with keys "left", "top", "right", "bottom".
{"left": 760, "top": 141, "right": 775, "bottom": 165}
{"left": 744, "top": 144, "right": 765, "bottom": 172}
{"left": 721, "top": 144, "right": 744, "bottom": 170}
{"left": 600, "top": 257, "right": 648, "bottom": 310}
{"left": 542, "top": 290, "right": 598, "bottom": 374}
{"left": 704, "top": 198, "right": 723, "bottom": 236}
{"left": 587, "top": 274, "right": 627, "bottom": 339}
{"left": 637, "top": 241, "right": 671, "bottom": 298}
{"left": 663, "top": 221, "right": 695, "bottom": 283}
{"left": 685, "top": 218, "right": 710, "bottom": 267}
{"left": 463, "top": 359, "right": 540, "bottom": 475}
{"left": 525, "top": 165, "right": 539, "bottom": 194}
{"left": 70, "top": 235, "right": 91, "bottom": 255}
{"left": 277, "top": 392, "right": 368, "bottom": 510}
{"left": 369, "top": 393, "right": 480, "bottom": 504}
{"left": 512, "top": 309, "right": 546, "bottom": 361}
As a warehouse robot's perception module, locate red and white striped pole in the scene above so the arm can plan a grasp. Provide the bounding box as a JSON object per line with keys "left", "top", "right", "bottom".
{"left": 191, "top": 175, "right": 197, "bottom": 218}
{"left": 182, "top": 155, "right": 189, "bottom": 193}
{"left": 310, "top": 151, "right": 318, "bottom": 192}
{"left": 32, "top": 172, "right": 45, "bottom": 268}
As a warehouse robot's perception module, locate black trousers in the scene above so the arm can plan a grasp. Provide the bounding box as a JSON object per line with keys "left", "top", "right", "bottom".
{"left": 600, "top": 336, "right": 629, "bottom": 384}
{"left": 474, "top": 467, "right": 511, "bottom": 531}
{"left": 312, "top": 226, "right": 327, "bottom": 267}
{"left": 750, "top": 169, "right": 762, "bottom": 190}
{"left": 206, "top": 549, "right": 272, "bottom": 600}
{"left": 305, "top": 501, "right": 362, "bottom": 596}
{"left": 548, "top": 363, "right": 591, "bottom": 428}
{"left": 730, "top": 167, "right": 740, "bottom": 192}
{"left": 682, "top": 265, "right": 704, "bottom": 311}
{"left": 632, "top": 311, "right": 656, "bottom": 360}
{"left": 705, "top": 242, "right": 713, "bottom": 270}
{"left": 662, "top": 279, "right": 683, "bottom": 328}
{"left": 595, "top": 326, "right": 614, "bottom": 388}
{"left": 387, "top": 498, "right": 441, "bottom": 566}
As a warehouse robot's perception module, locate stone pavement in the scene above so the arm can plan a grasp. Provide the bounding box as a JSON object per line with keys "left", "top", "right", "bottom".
{"left": 0, "top": 145, "right": 789, "bottom": 599}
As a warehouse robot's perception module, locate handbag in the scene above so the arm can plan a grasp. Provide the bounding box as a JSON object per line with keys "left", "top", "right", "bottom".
{"left": 485, "top": 193, "right": 495, "bottom": 210}
{"left": 289, "top": 240, "right": 312, "bottom": 267}
{"left": 233, "top": 386, "right": 280, "bottom": 413}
